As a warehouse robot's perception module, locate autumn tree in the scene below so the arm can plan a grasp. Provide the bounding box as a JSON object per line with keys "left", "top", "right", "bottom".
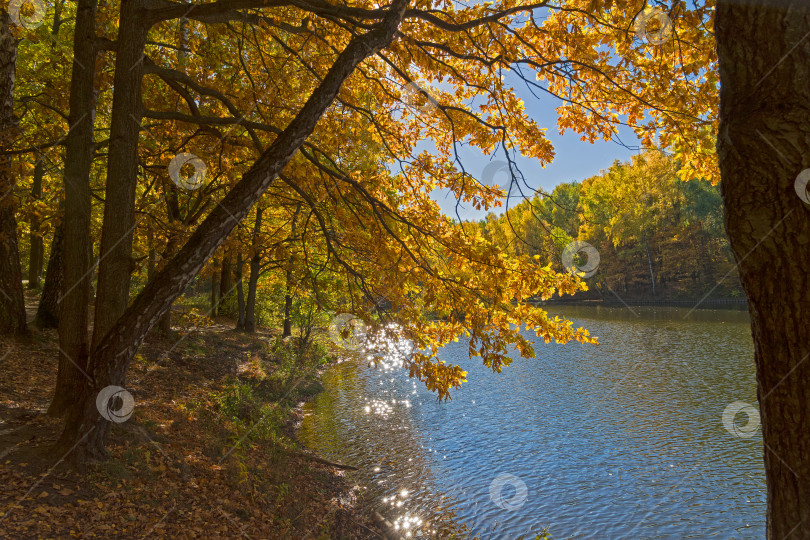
{"left": 49, "top": 0, "right": 103, "bottom": 415}
{"left": 716, "top": 0, "right": 810, "bottom": 535}
{"left": 480, "top": 152, "right": 736, "bottom": 298}
{"left": 0, "top": 8, "right": 28, "bottom": 336}
{"left": 580, "top": 152, "right": 680, "bottom": 294}
{"left": 48, "top": 0, "right": 601, "bottom": 462}
{"left": 5, "top": 0, "right": 805, "bottom": 533}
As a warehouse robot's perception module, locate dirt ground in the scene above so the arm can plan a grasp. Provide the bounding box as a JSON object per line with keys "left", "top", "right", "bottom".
{"left": 0, "top": 294, "right": 390, "bottom": 539}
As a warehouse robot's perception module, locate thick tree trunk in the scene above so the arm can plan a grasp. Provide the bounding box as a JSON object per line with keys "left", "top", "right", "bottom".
{"left": 0, "top": 9, "right": 28, "bottom": 336}
{"left": 716, "top": 1, "right": 810, "bottom": 536}
{"left": 235, "top": 252, "right": 245, "bottom": 330}
{"left": 49, "top": 0, "right": 98, "bottom": 416}
{"left": 92, "top": 0, "right": 148, "bottom": 348}
{"left": 35, "top": 222, "right": 63, "bottom": 328}
{"left": 244, "top": 207, "right": 263, "bottom": 333}
{"left": 55, "top": 5, "right": 409, "bottom": 459}
{"left": 28, "top": 159, "right": 44, "bottom": 288}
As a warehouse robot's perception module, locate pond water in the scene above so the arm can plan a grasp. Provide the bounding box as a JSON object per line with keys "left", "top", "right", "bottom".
{"left": 298, "top": 306, "right": 765, "bottom": 539}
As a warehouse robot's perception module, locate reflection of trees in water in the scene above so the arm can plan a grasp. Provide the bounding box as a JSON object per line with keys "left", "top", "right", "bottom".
{"left": 299, "top": 353, "right": 470, "bottom": 538}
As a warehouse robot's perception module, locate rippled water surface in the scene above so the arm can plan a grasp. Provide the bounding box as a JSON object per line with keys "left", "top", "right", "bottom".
{"left": 298, "top": 306, "right": 765, "bottom": 538}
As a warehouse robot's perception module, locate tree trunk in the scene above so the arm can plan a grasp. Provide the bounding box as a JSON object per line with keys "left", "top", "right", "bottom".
{"left": 282, "top": 275, "right": 293, "bottom": 338}
{"left": 220, "top": 252, "right": 232, "bottom": 300}
{"left": 49, "top": 0, "right": 99, "bottom": 416}
{"left": 244, "top": 207, "right": 263, "bottom": 333}
{"left": 235, "top": 252, "right": 245, "bottom": 330}
{"left": 91, "top": 0, "right": 148, "bottom": 348}
{"left": 54, "top": 1, "right": 408, "bottom": 462}
{"left": 243, "top": 253, "right": 259, "bottom": 332}
{"left": 0, "top": 9, "right": 28, "bottom": 336}
{"left": 716, "top": 1, "right": 810, "bottom": 536}
{"left": 146, "top": 224, "right": 172, "bottom": 334}
{"left": 282, "top": 203, "right": 301, "bottom": 338}
{"left": 146, "top": 221, "right": 156, "bottom": 279}
{"left": 28, "top": 158, "right": 44, "bottom": 288}
{"left": 35, "top": 222, "right": 63, "bottom": 329}
{"left": 210, "top": 260, "right": 220, "bottom": 317}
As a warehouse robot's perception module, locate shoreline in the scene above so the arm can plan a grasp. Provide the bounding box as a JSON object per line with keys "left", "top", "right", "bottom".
{"left": 531, "top": 297, "right": 748, "bottom": 310}
{"left": 0, "top": 307, "right": 387, "bottom": 538}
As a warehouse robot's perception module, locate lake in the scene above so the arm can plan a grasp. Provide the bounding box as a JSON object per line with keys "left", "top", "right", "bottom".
{"left": 298, "top": 306, "right": 765, "bottom": 539}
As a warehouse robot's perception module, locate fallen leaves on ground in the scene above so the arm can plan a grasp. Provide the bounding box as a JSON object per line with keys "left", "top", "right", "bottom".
{"left": 0, "top": 306, "right": 384, "bottom": 539}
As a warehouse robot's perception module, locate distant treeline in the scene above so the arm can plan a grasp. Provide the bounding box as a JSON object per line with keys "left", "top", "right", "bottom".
{"left": 475, "top": 151, "right": 743, "bottom": 301}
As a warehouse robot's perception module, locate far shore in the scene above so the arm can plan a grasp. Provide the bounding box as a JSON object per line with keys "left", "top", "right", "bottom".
{"left": 529, "top": 296, "right": 748, "bottom": 310}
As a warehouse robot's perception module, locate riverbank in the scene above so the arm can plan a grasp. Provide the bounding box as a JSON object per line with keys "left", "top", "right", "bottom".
{"left": 533, "top": 297, "right": 748, "bottom": 309}
{"left": 531, "top": 291, "right": 748, "bottom": 310}
{"left": 0, "top": 307, "right": 385, "bottom": 538}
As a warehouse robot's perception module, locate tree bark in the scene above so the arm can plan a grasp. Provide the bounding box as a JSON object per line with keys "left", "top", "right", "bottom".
{"left": 55, "top": 3, "right": 409, "bottom": 459}
{"left": 49, "top": 0, "right": 99, "bottom": 416}
{"left": 146, "top": 223, "right": 172, "bottom": 334}
{"left": 146, "top": 221, "right": 156, "bottom": 279}
{"left": 0, "top": 9, "right": 28, "bottom": 336}
{"left": 235, "top": 251, "right": 245, "bottom": 330}
{"left": 210, "top": 260, "right": 220, "bottom": 317}
{"left": 716, "top": 1, "right": 810, "bottom": 536}
{"left": 282, "top": 203, "right": 301, "bottom": 338}
{"left": 91, "top": 0, "right": 148, "bottom": 348}
{"left": 244, "top": 207, "right": 263, "bottom": 333}
{"left": 220, "top": 252, "right": 232, "bottom": 300}
{"left": 28, "top": 158, "right": 44, "bottom": 288}
{"left": 282, "top": 277, "right": 293, "bottom": 338}
{"left": 35, "top": 222, "right": 63, "bottom": 328}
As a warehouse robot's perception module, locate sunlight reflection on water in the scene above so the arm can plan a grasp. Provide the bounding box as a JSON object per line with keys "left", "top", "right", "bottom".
{"left": 300, "top": 307, "right": 765, "bottom": 539}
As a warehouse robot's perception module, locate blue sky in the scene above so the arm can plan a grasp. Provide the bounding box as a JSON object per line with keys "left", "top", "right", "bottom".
{"left": 429, "top": 77, "right": 642, "bottom": 222}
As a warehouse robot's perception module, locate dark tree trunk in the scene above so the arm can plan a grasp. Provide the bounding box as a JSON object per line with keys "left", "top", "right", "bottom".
{"left": 0, "top": 9, "right": 28, "bottom": 336}
{"left": 146, "top": 225, "right": 166, "bottom": 333}
{"left": 220, "top": 252, "right": 232, "bottom": 300}
{"left": 244, "top": 207, "right": 263, "bottom": 333}
{"left": 282, "top": 276, "right": 293, "bottom": 338}
{"left": 92, "top": 0, "right": 148, "bottom": 348}
{"left": 716, "top": 1, "right": 810, "bottom": 536}
{"left": 146, "top": 222, "right": 156, "bottom": 279}
{"left": 145, "top": 224, "right": 172, "bottom": 334}
{"left": 210, "top": 260, "right": 220, "bottom": 317}
{"left": 282, "top": 203, "right": 301, "bottom": 338}
{"left": 54, "top": 0, "right": 408, "bottom": 462}
{"left": 235, "top": 252, "right": 245, "bottom": 330}
{"left": 157, "top": 307, "right": 171, "bottom": 334}
{"left": 243, "top": 260, "right": 258, "bottom": 331}
{"left": 49, "top": 0, "right": 99, "bottom": 416}
{"left": 28, "top": 159, "right": 44, "bottom": 288}
{"left": 35, "top": 222, "right": 63, "bottom": 328}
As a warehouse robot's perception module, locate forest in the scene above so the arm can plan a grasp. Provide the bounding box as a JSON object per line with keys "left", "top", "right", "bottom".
{"left": 1, "top": 0, "right": 809, "bottom": 537}
{"left": 477, "top": 151, "right": 742, "bottom": 301}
